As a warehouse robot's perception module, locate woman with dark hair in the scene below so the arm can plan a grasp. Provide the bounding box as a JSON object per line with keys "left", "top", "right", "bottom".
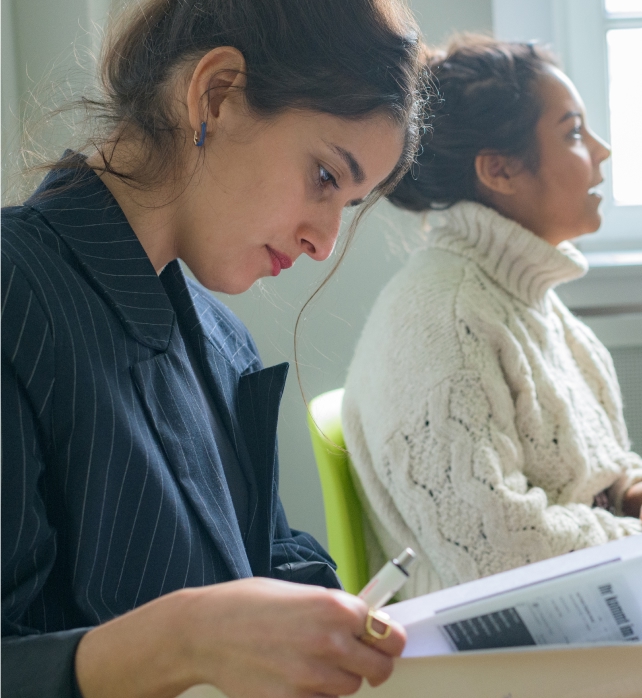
{"left": 343, "top": 36, "right": 642, "bottom": 599}
{"left": 1, "top": 1, "right": 426, "bottom": 695}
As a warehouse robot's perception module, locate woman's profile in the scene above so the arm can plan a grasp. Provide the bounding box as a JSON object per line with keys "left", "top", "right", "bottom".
{"left": 1, "top": 1, "right": 427, "bottom": 695}
{"left": 343, "top": 36, "right": 642, "bottom": 599}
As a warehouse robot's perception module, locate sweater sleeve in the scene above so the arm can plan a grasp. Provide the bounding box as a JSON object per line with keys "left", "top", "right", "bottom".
{"left": 556, "top": 301, "right": 642, "bottom": 514}
{"left": 372, "top": 369, "right": 641, "bottom": 588}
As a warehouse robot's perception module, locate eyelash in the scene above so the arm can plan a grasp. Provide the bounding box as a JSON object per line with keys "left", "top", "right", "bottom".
{"left": 318, "top": 165, "right": 339, "bottom": 190}
{"left": 570, "top": 124, "right": 583, "bottom": 140}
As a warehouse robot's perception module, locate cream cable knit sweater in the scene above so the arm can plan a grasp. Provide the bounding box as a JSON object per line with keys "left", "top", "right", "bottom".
{"left": 343, "top": 201, "right": 642, "bottom": 598}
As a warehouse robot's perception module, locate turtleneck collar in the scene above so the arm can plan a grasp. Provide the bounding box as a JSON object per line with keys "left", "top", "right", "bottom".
{"left": 426, "top": 201, "right": 588, "bottom": 309}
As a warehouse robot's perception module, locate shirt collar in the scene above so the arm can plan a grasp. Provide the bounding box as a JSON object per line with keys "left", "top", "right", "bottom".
{"left": 27, "top": 153, "right": 175, "bottom": 350}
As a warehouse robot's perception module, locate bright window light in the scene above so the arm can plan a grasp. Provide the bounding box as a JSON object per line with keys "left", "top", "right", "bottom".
{"left": 604, "top": 0, "right": 642, "bottom": 13}
{"left": 606, "top": 28, "right": 642, "bottom": 205}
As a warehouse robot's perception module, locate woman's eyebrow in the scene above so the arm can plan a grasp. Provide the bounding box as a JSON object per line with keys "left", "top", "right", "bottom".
{"left": 328, "top": 144, "right": 366, "bottom": 185}
{"left": 558, "top": 110, "right": 582, "bottom": 125}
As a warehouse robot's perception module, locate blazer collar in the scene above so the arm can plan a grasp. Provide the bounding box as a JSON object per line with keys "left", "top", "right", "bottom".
{"left": 27, "top": 154, "right": 174, "bottom": 351}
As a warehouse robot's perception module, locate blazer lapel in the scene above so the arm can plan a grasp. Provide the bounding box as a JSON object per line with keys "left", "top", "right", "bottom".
{"left": 131, "top": 337, "right": 253, "bottom": 581}
{"left": 196, "top": 339, "right": 261, "bottom": 537}
{"left": 237, "top": 362, "right": 289, "bottom": 577}
{"left": 28, "top": 157, "right": 174, "bottom": 352}
{"left": 159, "top": 263, "right": 289, "bottom": 577}
{"left": 180, "top": 337, "right": 289, "bottom": 578}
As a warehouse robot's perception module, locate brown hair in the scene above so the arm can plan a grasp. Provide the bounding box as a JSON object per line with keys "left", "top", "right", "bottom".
{"left": 388, "top": 35, "right": 557, "bottom": 211}
{"left": 35, "top": 0, "right": 427, "bottom": 194}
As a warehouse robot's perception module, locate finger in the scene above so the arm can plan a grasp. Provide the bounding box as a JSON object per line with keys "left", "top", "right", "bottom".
{"left": 361, "top": 617, "right": 406, "bottom": 658}
{"left": 318, "top": 668, "right": 362, "bottom": 696}
{"left": 319, "top": 592, "right": 405, "bottom": 684}
{"left": 346, "top": 611, "right": 406, "bottom": 687}
{"left": 239, "top": 658, "right": 359, "bottom": 698}
{"left": 296, "top": 662, "right": 363, "bottom": 697}
{"left": 352, "top": 606, "right": 405, "bottom": 660}
{"left": 361, "top": 610, "right": 393, "bottom": 645}
{"left": 336, "top": 635, "right": 396, "bottom": 688}
{"left": 327, "top": 591, "right": 405, "bottom": 655}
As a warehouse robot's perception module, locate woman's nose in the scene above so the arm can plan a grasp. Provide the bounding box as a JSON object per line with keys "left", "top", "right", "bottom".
{"left": 298, "top": 212, "right": 342, "bottom": 262}
{"left": 590, "top": 130, "right": 611, "bottom": 163}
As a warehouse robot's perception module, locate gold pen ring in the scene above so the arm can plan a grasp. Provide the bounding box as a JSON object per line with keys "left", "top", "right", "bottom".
{"left": 362, "top": 609, "right": 392, "bottom": 643}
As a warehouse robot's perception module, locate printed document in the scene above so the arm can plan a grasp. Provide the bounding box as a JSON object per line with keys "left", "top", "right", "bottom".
{"left": 385, "top": 536, "right": 642, "bottom": 657}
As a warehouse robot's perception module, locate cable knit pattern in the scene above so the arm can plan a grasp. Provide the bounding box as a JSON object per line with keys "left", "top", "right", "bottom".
{"left": 343, "top": 201, "right": 642, "bottom": 598}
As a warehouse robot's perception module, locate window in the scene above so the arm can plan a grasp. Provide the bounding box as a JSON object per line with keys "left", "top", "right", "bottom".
{"left": 604, "top": 0, "right": 642, "bottom": 12}
{"left": 555, "top": 0, "right": 642, "bottom": 251}
{"left": 605, "top": 9, "right": 642, "bottom": 206}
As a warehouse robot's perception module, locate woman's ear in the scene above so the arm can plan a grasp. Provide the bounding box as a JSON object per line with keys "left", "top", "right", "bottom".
{"left": 474, "top": 150, "right": 523, "bottom": 196}
{"left": 186, "top": 46, "right": 247, "bottom": 137}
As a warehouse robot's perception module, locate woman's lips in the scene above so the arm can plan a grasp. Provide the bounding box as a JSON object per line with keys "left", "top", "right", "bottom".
{"left": 588, "top": 180, "right": 604, "bottom": 201}
{"left": 266, "top": 246, "right": 293, "bottom": 277}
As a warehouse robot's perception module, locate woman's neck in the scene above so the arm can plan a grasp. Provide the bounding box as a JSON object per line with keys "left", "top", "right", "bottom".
{"left": 86, "top": 142, "right": 190, "bottom": 274}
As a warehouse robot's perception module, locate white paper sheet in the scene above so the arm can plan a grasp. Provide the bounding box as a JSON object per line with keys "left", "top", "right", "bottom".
{"left": 384, "top": 536, "right": 642, "bottom": 657}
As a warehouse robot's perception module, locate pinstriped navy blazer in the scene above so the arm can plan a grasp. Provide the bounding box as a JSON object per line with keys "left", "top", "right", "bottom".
{"left": 1, "top": 159, "right": 338, "bottom": 697}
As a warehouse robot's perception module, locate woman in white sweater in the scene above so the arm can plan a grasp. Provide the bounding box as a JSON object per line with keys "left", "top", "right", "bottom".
{"left": 343, "top": 37, "right": 642, "bottom": 598}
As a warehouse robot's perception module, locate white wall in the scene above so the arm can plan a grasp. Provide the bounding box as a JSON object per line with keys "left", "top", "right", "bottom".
{"left": 492, "top": 0, "right": 556, "bottom": 46}
{"left": 1, "top": 0, "right": 111, "bottom": 195}
{"left": 1, "top": 0, "right": 20, "bottom": 178}
{"left": 412, "top": 0, "right": 493, "bottom": 43}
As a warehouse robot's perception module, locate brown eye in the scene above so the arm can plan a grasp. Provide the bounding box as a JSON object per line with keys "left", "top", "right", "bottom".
{"left": 318, "top": 166, "right": 339, "bottom": 190}
{"left": 570, "top": 122, "right": 583, "bottom": 140}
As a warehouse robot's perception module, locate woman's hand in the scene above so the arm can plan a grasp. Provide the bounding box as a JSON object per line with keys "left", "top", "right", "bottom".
{"left": 621, "top": 481, "right": 642, "bottom": 520}
{"left": 75, "top": 577, "right": 406, "bottom": 698}
{"left": 182, "top": 577, "right": 405, "bottom": 697}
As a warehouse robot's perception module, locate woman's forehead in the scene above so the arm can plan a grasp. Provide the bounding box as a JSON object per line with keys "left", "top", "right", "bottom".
{"left": 266, "top": 109, "right": 404, "bottom": 163}
{"left": 537, "top": 67, "right": 585, "bottom": 122}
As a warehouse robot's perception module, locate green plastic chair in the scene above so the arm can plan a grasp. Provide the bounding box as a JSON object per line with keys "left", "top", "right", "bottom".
{"left": 307, "top": 388, "right": 370, "bottom": 594}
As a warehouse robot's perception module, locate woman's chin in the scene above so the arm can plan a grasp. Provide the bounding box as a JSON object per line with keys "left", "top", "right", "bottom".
{"left": 567, "top": 210, "right": 603, "bottom": 240}
{"left": 587, "top": 196, "right": 604, "bottom": 230}
{"left": 586, "top": 212, "right": 603, "bottom": 234}
{"left": 184, "top": 258, "right": 262, "bottom": 294}
{"left": 212, "top": 279, "right": 256, "bottom": 295}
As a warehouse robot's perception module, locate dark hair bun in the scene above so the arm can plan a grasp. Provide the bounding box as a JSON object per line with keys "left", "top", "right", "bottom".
{"left": 388, "top": 34, "right": 557, "bottom": 212}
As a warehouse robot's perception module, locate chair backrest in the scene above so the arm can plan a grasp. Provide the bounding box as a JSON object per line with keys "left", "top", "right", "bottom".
{"left": 307, "top": 388, "right": 369, "bottom": 594}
